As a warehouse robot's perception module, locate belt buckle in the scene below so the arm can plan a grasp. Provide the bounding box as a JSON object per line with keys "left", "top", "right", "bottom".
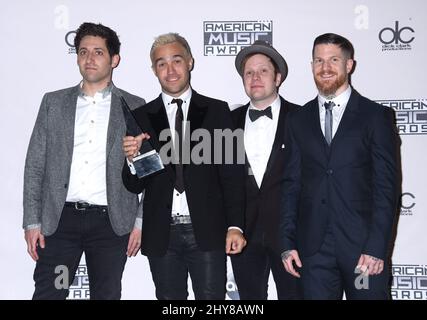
{"left": 75, "top": 201, "right": 89, "bottom": 210}
{"left": 171, "top": 215, "right": 191, "bottom": 225}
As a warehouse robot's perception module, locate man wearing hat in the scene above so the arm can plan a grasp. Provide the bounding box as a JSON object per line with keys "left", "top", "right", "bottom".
{"left": 230, "top": 40, "right": 301, "bottom": 300}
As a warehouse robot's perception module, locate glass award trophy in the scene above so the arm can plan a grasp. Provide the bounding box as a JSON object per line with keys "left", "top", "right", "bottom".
{"left": 120, "top": 96, "right": 164, "bottom": 178}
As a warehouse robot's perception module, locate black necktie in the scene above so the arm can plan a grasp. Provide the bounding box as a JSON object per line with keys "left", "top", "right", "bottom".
{"left": 172, "top": 98, "right": 185, "bottom": 193}
{"left": 324, "top": 101, "right": 335, "bottom": 145}
{"left": 249, "top": 106, "right": 273, "bottom": 122}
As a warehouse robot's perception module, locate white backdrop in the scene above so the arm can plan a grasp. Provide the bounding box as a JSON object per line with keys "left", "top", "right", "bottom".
{"left": 1, "top": 0, "right": 426, "bottom": 299}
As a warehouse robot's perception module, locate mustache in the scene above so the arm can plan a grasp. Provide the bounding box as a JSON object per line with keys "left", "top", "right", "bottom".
{"left": 316, "top": 71, "right": 337, "bottom": 77}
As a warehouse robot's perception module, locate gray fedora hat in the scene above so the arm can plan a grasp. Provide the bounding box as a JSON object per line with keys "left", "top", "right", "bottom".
{"left": 235, "top": 40, "right": 288, "bottom": 85}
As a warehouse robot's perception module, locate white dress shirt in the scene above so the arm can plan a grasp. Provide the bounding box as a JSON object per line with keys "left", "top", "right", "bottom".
{"left": 318, "top": 86, "right": 352, "bottom": 139}
{"left": 66, "top": 85, "right": 112, "bottom": 205}
{"left": 244, "top": 95, "right": 281, "bottom": 188}
{"left": 162, "top": 87, "right": 192, "bottom": 218}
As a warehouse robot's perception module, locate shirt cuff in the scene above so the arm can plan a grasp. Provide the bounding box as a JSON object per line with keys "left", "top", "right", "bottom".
{"left": 126, "top": 158, "right": 137, "bottom": 175}
{"left": 134, "top": 217, "right": 142, "bottom": 230}
{"left": 281, "top": 250, "right": 293, "bottom": 261}
{"left": 228, "top": 226, "right": 243, "bottom": 234}
{"left": 24, "top": 223, "right": 41, "bottom": 231}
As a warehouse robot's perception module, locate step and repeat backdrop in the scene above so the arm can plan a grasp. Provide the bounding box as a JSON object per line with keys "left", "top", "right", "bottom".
{"left": 0, "top": 0, "right": 426, "bottom": 299}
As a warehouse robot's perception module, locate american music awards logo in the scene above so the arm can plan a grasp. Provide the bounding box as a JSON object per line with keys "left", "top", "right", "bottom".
{"left": 203, "top": 20, "right": 273, "bottom": 56}
{"left": 68, "top": 264, "right": 90, "bottom": 299}
{"left": 391, "top": 264, "right": 427, "bottom": 300}
{"left": 375, "top": 99, "right": 427, "bottom": 135}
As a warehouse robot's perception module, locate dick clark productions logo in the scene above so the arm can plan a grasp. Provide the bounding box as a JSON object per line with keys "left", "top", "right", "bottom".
{"left": 379, "top": 21, "right": 414, "bottom": 51}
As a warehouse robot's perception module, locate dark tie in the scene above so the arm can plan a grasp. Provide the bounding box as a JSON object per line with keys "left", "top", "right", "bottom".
{"left": 172, "top": 98, "right": 185, "bottom": 193}
{"left": 249, "top": 106, "right": 273, "bottom": 122}
{"left": 324, "top": 101, "right": 335, "bottom": 145}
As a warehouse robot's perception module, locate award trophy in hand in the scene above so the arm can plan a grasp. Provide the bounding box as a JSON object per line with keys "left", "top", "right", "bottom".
{"left": 120, "top": 96, "right": 164, "bottom": 178}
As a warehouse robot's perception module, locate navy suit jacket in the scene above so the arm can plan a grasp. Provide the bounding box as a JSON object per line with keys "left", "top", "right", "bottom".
{"left": 279, "top": 89, "right": 400, "bottom": 260}
{"left": 122, "top": 90, "right": 245, "bottom": 256}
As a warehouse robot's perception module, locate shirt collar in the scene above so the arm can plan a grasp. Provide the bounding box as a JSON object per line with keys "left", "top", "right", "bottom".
{"left": 248, "top": 94, "right": 280, "bottom": 119}
{"left": 162, "top": 86, "right": 192, "bottom": 108}
{"left": 78, "top": 81, "right": 113, "bottom": 99}
{"left": 318, "top": 85, "right": 352, "bottom": 108}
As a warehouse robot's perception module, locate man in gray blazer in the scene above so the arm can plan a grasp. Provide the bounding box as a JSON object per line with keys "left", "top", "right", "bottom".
{"left": 23, "top": 22, "right": 145, "bottom": 300}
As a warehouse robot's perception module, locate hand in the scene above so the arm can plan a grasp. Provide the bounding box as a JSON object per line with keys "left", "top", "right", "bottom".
{"left": 122, "top": 133, "right": 150, "bottom": 162}
{"left": 282, "top": 249, "right": 302, "bottom": 278}
{"left": 225, "top": 229, "right": 247, "bottom": 254}
{"left": 127, "top": 228, "right": 142, "bottom": 257}
{"left": 356, "top": 254, "right": 384, "bottom": 276}
{"left": 24, "top": 228, "right": 45, "bottom": 261}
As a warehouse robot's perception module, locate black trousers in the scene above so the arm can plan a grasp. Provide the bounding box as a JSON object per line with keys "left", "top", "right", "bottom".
{"left": 300, "top": 228, "right": 391, "bottom": 300}
{"left": 231, "top": 241, "right": 302, "bottom": 300}
{"left": 148, "top": 223, "right": 226, "bottom": 300}
{"left": 32, "top": 206, "right": 129, "bottom": 300}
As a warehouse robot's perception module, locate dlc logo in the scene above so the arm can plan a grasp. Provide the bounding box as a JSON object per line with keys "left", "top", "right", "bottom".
{"left": 65, "top": 30, "right": 76, "bottom": 54}
{"left": 400, "top": 192, "right": 416, "bottom": 216}
{"left": 379, "top": 21, "right": 414, "bottom": 52}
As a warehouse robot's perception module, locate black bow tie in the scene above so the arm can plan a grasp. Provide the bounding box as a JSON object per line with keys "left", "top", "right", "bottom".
{"left": 249, "top": 106, "right": 273, "bottom": 122}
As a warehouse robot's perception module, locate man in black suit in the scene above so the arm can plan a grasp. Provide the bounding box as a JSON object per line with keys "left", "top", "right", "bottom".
{"left": 280, "top": 33, "right": 400, "bottom": 299}
{"left": 122, "top": 33, "right": 246, "bottom": 300}
{"left": 230, "top": 40, "right": 301, "bottom": 300}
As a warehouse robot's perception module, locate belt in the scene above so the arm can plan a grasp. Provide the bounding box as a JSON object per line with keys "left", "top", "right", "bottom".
{"left": 170, "top": 215, "right": 192, "bottom": 225}
{"left": 65, "top": 201, "right": 108, "bottom": 211}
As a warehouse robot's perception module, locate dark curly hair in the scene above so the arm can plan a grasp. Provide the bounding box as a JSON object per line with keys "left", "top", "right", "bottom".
{"left": 74, "top": 22, "right": 121, "bottom": 57}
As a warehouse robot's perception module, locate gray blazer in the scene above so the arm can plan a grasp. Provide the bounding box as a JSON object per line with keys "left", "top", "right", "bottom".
{"left": 23, "top": 84, "right": 145, "bottom": 236}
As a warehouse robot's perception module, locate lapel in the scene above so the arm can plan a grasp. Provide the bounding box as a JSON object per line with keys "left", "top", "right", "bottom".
{"left": 106, "top": 86, "right": 124, "bottom": 159}
{"left": 235, "top": 104, "right": 259, "bottom": 190}
{"left": 184, "top": 91, "right": 208, "bottom": 171}
{"left": 186, "top": 90, "right": 208, "bottom": 140}
{"left": 62, "top": 85, "right": 80, "bottom": 160}
{"left": 145, "top": 94, "right": 175, "bottom": 180}
{"left": 259, "top": 96, "right": 290, "bottom": 189}
{"left": 328, "top": 90, "right": 361, "bottom": 160}
{"left": 234, "top": 104, "right": 248, "bottom": 131}
{"left": 145, "top": 94, "right": 170, "bottom": 151}
{"left": 305, "top": 97, "right": 331, "bottom": 163}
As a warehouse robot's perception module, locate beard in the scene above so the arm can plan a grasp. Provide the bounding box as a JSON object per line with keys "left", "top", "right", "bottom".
{"left": 314, "top": 72, "right": 347, "bottom": 97}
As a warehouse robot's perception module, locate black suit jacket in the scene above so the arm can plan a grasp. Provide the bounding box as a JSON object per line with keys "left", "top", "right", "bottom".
{"left": 232, "top": 96, "right": 298, "bottom": 254}
{"left": 123, "top": 90, "right": 245, "bottom": 256}
{"left": 279, "top": 89, "right": 400, "bottom": 259}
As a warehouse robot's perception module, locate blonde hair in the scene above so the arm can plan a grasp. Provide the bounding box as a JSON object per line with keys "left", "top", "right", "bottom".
{"left": 150, "top": 33, "right": 193, "bottom": 64}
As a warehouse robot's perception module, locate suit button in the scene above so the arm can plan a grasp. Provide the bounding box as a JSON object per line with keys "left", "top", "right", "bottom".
{"left": 321, "top": 199, "right": 326, "bottom": 204}
{"left": 326, "top": 169, "right": 333, "bottom": 175}
{"left": 64, "top": 183, "right": 68, "bottom": 188}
